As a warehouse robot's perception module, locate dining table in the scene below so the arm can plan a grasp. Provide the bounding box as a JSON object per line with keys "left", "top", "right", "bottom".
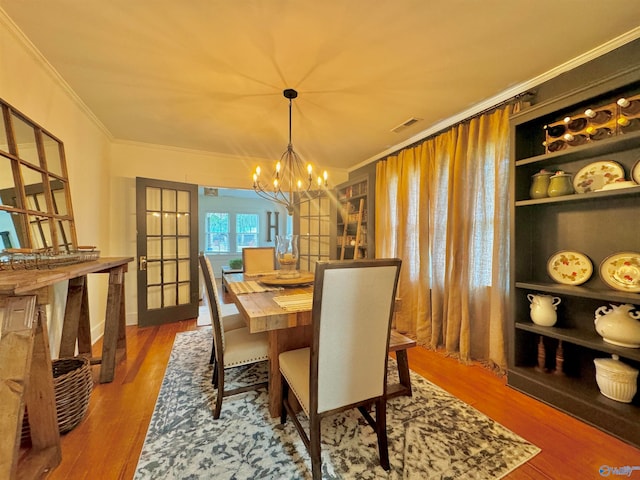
{"left": 224, "top": 272, "right": 314, "bottom": 417}
{"left": 224, "top": 271, "right": 412, "bottom": 419}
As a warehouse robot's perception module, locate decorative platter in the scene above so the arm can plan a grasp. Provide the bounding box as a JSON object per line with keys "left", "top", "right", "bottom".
{"left": 259, "top": 272, "right": 315, "bottom": 287}
{"left": 599, "top": 252, "right": 640, "bottom": 293}
{"left": 547, "top": 250, "right": 593, "bottom": 285}
{"left": 573, "top": 160, "right": 625, "bottom": 193}
{"left": 632, "top": 158, "right": 640, "bottom": 185}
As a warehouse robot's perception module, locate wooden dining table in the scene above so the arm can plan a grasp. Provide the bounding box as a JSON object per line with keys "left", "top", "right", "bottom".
{"left": 224, "top": 272, "right": 413, "bottom": 418}
{"left": 225, "top": 272, "right": 313, "bottom": 417}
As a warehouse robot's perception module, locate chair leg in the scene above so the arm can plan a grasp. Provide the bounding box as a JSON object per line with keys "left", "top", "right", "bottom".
{"left": 212, "top": 361, "right": 219, "bottom": 387}
{"left": 280, "top": 376, "right": 289, "bottom": 424}
{"left": 310, "top": 415, "right": 322, "bottom": 480}
{"left": 213, "top": 365, "right": 224, "bottom": 420}
{"left": 209, "top": 338, "right": 215, "bottom": 365}
{"left": 375, "top": 398, "right": 390, "bottom": 471}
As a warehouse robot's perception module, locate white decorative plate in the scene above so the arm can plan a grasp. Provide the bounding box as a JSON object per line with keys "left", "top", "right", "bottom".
{"left": 632, "top": 158, "right": 640, "bottom": 184}
{"left": 573, "top": 160, "right": 625, "bottom": 193}
{"left": 599, "top": 252, "right": 640, "bottom": 293}
{"left": 547, "top": 251, "right": 593, "bottom": 285}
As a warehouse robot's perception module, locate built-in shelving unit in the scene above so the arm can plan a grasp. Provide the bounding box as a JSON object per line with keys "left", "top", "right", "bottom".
{"left": 335, "top": 177, "right": 371, "bottom": 259}
{"left": 508, "top": 67, "right": 640, "bottom": 448}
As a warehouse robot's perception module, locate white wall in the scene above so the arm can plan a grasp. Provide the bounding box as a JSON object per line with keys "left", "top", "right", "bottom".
{"left": 1, "top": 12, "right": 112, "bottom": 351}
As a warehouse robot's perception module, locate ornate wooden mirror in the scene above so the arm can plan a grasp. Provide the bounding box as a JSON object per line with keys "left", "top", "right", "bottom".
{"left": 0, "top": 98, "right": 77, "bottom": 253}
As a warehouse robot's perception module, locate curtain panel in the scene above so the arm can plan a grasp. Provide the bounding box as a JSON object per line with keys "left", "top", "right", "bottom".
{"left": 375, "top": 105, "right": 513, "bottom": 370}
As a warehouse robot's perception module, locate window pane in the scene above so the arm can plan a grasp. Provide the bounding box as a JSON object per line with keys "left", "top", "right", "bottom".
{"left": 236, "top": 213, "right": 258, "bottom": 250}
{"left": 206, "top": 212, "right": 229, "bottom": 253}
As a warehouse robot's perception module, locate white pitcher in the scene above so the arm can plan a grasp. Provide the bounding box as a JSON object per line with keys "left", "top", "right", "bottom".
{"left": 527, "top": 294, "right": 561, "bottom": 327}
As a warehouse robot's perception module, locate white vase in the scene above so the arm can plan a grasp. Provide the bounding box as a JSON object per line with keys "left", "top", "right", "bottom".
{"left": 527, "top": 294, "right": 561, "bottom": 327}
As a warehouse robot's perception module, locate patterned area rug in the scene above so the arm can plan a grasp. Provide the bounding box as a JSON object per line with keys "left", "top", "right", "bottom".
{"left": 135, "top": 329, "right": 539, "bottom": 479}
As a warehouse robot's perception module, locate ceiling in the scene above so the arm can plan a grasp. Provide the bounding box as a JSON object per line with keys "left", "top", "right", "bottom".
{"left": 2, "top": 1, "right": 640, "bottom": 172}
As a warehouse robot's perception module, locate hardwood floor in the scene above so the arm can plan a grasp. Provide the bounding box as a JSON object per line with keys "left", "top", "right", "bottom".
{"left": 42, "top": 320, "right": 640, "bottom": 480}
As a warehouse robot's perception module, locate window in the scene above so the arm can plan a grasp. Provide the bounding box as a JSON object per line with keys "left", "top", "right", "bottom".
{"left": 205, "top": 212, "right": 229, "bottom": 253}
{"left": 205, "top": 212, "right": 261, "bottom": 253}
{"left": 236, "top": 213, "right": 259, "bottom": 250}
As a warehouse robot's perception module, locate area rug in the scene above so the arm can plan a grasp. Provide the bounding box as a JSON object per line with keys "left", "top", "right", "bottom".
{"left": 135, "top": 329, "right": 540, "bottom": 479}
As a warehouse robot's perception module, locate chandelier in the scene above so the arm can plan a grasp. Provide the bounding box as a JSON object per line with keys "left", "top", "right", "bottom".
{"left": 252, "top": 88, "right": 328, "bottom": 215}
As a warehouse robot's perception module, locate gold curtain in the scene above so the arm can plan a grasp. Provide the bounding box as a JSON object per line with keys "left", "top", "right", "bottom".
{"left": 376, "top": 105, "right": 512, "bottom": 369}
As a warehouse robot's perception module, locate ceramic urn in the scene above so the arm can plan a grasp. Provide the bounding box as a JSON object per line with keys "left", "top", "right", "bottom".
{"left": 594, "top": 304, "right": 640, "bottom": 348}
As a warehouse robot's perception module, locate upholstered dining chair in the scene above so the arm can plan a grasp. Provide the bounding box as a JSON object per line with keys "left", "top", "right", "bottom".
{"left": 279, "top": 258, "right": 402, "bottom": 480}
{"left": 198, "top": 257, "right": 245, "bottom": 364}
{"left": 198, "top": 254, "right": 269, "bottom": 419}
{"left": 242, "top": 246, "right": 276, "bottom": 275}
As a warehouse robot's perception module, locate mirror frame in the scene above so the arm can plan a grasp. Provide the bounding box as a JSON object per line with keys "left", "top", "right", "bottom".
{"left": 0, "top": 98, "right": 77, "bottom": 252}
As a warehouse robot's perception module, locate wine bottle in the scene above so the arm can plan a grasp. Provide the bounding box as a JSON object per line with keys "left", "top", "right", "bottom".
{"left": 563, "top": 116, "right": 587, "bottom": 132}
{"left": 544, "top": 124, "right": 566, "bottom": 138}
{"left": 584, "top": 108, "right": 613, "bottom": 124}
{"left": 617, "top": 97, "right": 640, "bottom": 115}
{"left": 617, "top": 116, "right": 640, "bottom": 133}
{"left": 542, "top": 140, "right": 566, "bottom": 153}
{"left": 585, "top": 125, "right": 613, "bottom": 141}
{"left": 563, "top": 133, "right": 588, "bottom": 146}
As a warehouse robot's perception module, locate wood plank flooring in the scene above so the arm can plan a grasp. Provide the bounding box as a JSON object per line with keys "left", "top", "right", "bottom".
{"left": 39, "top": 319, "right": 640, "bottom": 480}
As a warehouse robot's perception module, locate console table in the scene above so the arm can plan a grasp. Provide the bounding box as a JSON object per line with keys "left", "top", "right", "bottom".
{"left": 0, "top": 257, "right": 132, "bottom": 479}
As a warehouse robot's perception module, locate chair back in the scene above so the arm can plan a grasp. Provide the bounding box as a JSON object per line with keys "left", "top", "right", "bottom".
{"left": 311, "top": 259, "right": 401, "bottom": 414}
{"left": 199, "top": 254, "right": 225, "bottom": 361}
{"left": 242, "top": 247, "right": 276, "bottom": 274}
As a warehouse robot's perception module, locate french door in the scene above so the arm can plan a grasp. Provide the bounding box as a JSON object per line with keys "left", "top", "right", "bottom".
{"left": 136, "top": 177, "right": 199, "bottom": 327}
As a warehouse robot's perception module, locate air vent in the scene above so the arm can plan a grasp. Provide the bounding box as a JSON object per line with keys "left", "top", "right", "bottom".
{"left": 391, "top": 117, "right": 422, "bottom": 133}
{"left": 204, "top": 187, "right": 218, "bottom": 197}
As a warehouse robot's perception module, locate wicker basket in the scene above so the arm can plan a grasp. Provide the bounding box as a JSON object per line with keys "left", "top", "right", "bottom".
{"left": 22, "top": 356, "right": 93, "bottom": 443}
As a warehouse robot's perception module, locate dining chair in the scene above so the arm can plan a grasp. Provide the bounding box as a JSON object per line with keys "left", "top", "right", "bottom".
{"left": 242, "top": 246, "right": 276, "bottom": 275}
{"left": 279, "top": 258, "right": 402, "bottom": 480}
{"left": 198, "top": 254, "right": 269, "bottom": 419}
{"left": 199, "top": 257, "right": 246, "bottom": 364}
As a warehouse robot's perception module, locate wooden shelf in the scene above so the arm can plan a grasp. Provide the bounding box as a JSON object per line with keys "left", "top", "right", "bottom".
{"left": 508, "top": 366, "right": 640, "bottom": 447}
{"left": 515, "top": 129, "right": 640, "bottom": 166}
{"left": 515, "top": 282, "right": 640, "bottom": 304}
{"left": 515, "top": 321, "right": 640, "bottom": 362}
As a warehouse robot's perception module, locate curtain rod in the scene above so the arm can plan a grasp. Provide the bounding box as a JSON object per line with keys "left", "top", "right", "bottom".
{"left": 377, "top": 90, "right": 537, "bottom": 163}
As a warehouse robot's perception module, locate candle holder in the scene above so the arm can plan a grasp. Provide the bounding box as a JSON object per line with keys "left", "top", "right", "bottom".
{"left": 276, "top": 234, "right": 300, "bottom": 279}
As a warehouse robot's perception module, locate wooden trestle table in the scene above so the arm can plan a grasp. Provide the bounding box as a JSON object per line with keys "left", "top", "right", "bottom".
{"left": 0, "top": 257, "right": 133, "bottom": 480}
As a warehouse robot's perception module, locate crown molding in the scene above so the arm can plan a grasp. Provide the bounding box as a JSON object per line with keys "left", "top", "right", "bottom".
{"left": 352, "top": 27, "right": 640, "bottom": 172}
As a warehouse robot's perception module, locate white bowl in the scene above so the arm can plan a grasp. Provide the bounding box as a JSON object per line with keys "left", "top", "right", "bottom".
{"left": 594, "top": 355, "right": 638, "bottom": 403}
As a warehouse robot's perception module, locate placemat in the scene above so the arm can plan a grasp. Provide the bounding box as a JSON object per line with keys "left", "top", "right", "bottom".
{"left": 228, "top": 281, "right": 281, "bottom": 295}
{"left": 272, "top": 292, "right": 313, "bottom": 311}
